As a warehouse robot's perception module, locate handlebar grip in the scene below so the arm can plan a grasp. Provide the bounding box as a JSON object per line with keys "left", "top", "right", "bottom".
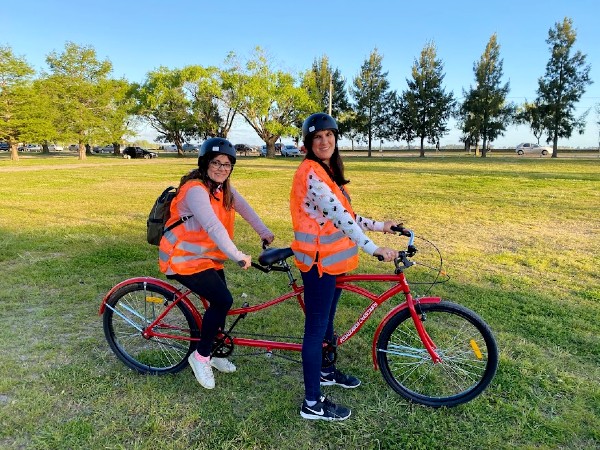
{"left": 391, "top": 224, "right": 412, "bottom": 237}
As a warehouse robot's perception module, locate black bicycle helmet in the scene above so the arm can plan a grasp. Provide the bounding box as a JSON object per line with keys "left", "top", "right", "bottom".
{"left": 198, "top": 137, "right": 237, "bottom": 165}
{"left": 301, "top": 112, "right": 338, "bottom": 142}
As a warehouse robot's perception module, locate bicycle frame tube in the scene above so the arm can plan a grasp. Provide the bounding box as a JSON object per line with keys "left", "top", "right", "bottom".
{"left": 226, "top": 282, "right": 305, "bottom": 352}
{"left": 335, "top": 273, "right": 409, "bottom": 345}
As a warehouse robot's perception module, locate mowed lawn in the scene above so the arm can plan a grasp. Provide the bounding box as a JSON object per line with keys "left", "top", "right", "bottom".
{"left": 0, "top": 153, "right": 598, "bottom": 449}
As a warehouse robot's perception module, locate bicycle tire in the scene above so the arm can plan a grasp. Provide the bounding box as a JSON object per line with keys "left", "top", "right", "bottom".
{"left": 376, "top": 301, "right": 498, "bottom": 407}
{"left": 103, "top": 281, "right": 200, "bottom": 375}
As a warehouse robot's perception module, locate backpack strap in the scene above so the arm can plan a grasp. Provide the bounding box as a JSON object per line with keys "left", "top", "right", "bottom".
{"left": 164, "top": 215, "right": 193, "bottom": 233}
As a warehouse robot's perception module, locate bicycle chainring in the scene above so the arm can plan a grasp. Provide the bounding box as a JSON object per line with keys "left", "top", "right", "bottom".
{"left": 211, "top": 331, "right": 234, "bottom": 358}
{"left": 321, "top": 340, "right": 337, "bottom": 368}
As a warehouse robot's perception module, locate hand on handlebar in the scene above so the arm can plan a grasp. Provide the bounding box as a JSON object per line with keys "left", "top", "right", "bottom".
{"left": 237, "top": 254, "right": 252, "bottom": 270}
{"left": 382, "top": 221, "right": 400, "bottom": 234}
{"left": 374, "top": 247, "right": 398, "bottom": 262}
{"left": 390, "top": 224, "right": 412, "bottom": 237}
{"left": 261, "top": 233, "right": 275, "bottom": 247}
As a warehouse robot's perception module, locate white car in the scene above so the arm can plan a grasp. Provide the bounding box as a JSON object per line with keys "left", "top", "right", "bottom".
{"left": 281, "top": 144, "right": 302, "bottom": 157}
{"left": 515, "top": 143, "right": 551, "bottom": 156}
{"left": 18, "top": 144, "right": 42, "bottom": 151}
{"left": 48, "top": 144, "right": 64, "bottom": 151}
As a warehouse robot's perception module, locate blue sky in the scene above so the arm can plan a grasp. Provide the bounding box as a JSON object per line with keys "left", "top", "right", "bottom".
{"left": 4, "top": 0, "right": 600, "bottom": 148}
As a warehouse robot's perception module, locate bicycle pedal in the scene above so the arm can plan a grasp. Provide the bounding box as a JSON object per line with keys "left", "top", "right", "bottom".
{"left": 240, "top": 301, "right": 249, "bottom": 319}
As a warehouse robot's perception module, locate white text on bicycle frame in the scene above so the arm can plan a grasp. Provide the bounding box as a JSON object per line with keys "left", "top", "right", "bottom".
{"left": 339, "top": 302, "right": 378, "bottom": 344}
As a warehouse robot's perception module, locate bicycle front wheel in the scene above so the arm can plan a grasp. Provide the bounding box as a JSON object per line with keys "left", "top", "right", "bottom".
{"left": 376, "top": 301, "right": 498, "bottom": 407}
{"left": 102, "top": 281, "right": 200, "bottom": 375}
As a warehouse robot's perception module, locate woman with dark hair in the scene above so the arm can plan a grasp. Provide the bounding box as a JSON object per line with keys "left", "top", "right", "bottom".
{"left": 291, "top": 113, "right": 400, "bottom": 421}
{"left": 159, "top": 137, "right": 274, "bottom": 389}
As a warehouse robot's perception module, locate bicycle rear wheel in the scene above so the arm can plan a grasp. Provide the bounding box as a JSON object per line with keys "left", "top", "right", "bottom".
{"left": 102, "top": 281, "right": 200, "bottom": 375}
{"left": 376, "top": 301, "right": 498, "bottom": 407}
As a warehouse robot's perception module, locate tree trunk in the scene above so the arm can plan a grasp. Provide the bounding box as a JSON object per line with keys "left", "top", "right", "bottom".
{"left": 552, "top": 134, "right": 558, "bottom": 158}
{"left": 481, "top": 135, "right": 488, "bottom": 158}
{"left": 10, "top": 144, "right": 19, "bottom": 161}
{"left": 419, "top": 136, "right": 425, "bottom": 158}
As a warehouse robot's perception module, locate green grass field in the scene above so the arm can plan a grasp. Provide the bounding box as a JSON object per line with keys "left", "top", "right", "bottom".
{"left": 0, "top": 153, "right": 598, "bottom": 449}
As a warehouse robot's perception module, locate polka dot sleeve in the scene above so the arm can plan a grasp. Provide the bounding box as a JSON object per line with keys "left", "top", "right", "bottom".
{"left": 303, "top": 168, "right": 379, "bottom": 255}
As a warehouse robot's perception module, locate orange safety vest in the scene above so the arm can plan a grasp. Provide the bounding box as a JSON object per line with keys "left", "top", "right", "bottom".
{"left": 159, "top": 180, "right": 235, "bottom": 275}
{"left": 290, "top": 160, "right": 359, "bottom": 276}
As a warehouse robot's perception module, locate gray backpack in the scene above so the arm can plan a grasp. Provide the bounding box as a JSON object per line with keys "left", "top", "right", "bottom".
{"left": 146, "top": 186, "right": 192, "bottom": 245}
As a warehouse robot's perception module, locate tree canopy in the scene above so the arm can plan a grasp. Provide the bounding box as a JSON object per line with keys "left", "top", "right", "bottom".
{"left": 536, "top": 17, "right": 592, "bottom": 157}
{"left": 350, "top": 48, "right": 393, "bottom": 156}
{"left": 460, "top": 34, "right": 515, "bottom": 157}
{"left": 402, "top": 42, "right": 455, "bottom": 157}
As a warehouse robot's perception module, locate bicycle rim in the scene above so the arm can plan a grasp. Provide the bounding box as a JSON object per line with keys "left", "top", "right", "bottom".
{"left": 376, "top": 301, "right": 498, "bottom": 407}
{"left": 103, "top": 282, "right": 200, "bottom": 375}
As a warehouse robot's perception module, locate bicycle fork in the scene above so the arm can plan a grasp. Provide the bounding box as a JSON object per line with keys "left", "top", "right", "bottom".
{"left": 407, "top": 296, "right": 442, "bottom": 364}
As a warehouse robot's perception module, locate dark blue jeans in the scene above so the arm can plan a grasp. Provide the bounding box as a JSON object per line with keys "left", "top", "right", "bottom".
{"left": 168, "top": 269, "right": 233, "bottom": 357}
{"left": 301, "top": 265, "right": 342, "bottom": 402}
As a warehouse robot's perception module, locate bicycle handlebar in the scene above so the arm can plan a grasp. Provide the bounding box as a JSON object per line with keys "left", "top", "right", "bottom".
{"left": 376, "top": 225, "right": 417, "bottom": 271}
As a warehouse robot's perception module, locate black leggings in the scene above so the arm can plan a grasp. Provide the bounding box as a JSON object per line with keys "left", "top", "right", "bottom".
{"left": 168, "top": 269, "right": 233, "bottom": 357}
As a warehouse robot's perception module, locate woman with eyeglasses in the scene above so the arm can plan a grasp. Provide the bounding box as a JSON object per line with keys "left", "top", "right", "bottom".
{"left": 159, "top": 137, "right": 275, "bottom": 389}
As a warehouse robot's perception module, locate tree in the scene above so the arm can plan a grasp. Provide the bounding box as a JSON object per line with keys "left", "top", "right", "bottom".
{"left": 224, "top": 47, "right": 315, "bottom": 157}
{"left": 350, "top": 48, "right": 393, "bottom": 156}
{"left": 403, "top": 42, "right": 455, "bottom": 157}
{"left": 0, "top": 45, "right": 35, "bottom": 161}
{"left": 515, "top": 100, "right": 545, "bottom": 144}
{"left": 460, "top": 34, "right": 515, "bottom": 157}
{"left": 96, "top": 78, "right": 136, "bottom": 155}
{"left": 133, "top": 67, "right": 198, "bottom": 156}
{"left": 385, "top": 92, "right": 416, "bottom": 148}
{"left": 44, "top": 42, "right": 116, "bottom": 160}
{"left": 536, "top": 17, "right": 592, "bottom": 157}
{"left": 301, "top": 55, "right": 351, "bottom": 137}
{"left": 182, "top": 65, "right": 234, "bottom": 139}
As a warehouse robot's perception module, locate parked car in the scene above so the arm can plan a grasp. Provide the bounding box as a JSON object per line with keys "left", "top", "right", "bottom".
{"left": 159, "top": 144, "right": 178, "bottom": 152}
{"left": 234, "top": 143, "right": 252, "bottom": 155}
{"left": 259, "top": 144, "right": 283, "bottom": 156}
{"left": 93, "top": 144, "right": 116, "bottom": 154}
{"left": 0, "top": 142, "right": 9, "bottom": 151}
{"left": 122, "top": 146, "right": 158, "bottom": 159}
{"left": 69, "top": 144, "right": 80, "bottom": 151}
{"left": 18, "top": 144, "right": 42, "bottom": 151}
{"left": 281, "top": 144, "right": 302, "bottom": 157}
{"left": 182, "top": 143, "right": 200, "bottom": 152}
{"left": 515, "top": 143, "right": 551, "bottom": 156}
{"left": 48, "top": 144, "right": 64, "bottom": 151}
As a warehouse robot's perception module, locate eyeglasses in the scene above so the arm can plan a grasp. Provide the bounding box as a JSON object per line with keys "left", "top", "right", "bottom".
{"left": 209, "top": 160, "right": 233, "bottom": 171}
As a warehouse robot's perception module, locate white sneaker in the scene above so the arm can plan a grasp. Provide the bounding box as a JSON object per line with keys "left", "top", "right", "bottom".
{"left": 188, "top": 353, "right": 215, "bottom": 389}
{"left": 210, "top": 357, "right": 237, "bottom": 373}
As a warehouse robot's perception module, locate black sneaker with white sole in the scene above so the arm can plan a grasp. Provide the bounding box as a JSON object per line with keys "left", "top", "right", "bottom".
{"left": 320, "top": 369, "right": 361, "bottom": 388}
{"left": 300, "top": 395, "right": 351, "bottom": 421}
